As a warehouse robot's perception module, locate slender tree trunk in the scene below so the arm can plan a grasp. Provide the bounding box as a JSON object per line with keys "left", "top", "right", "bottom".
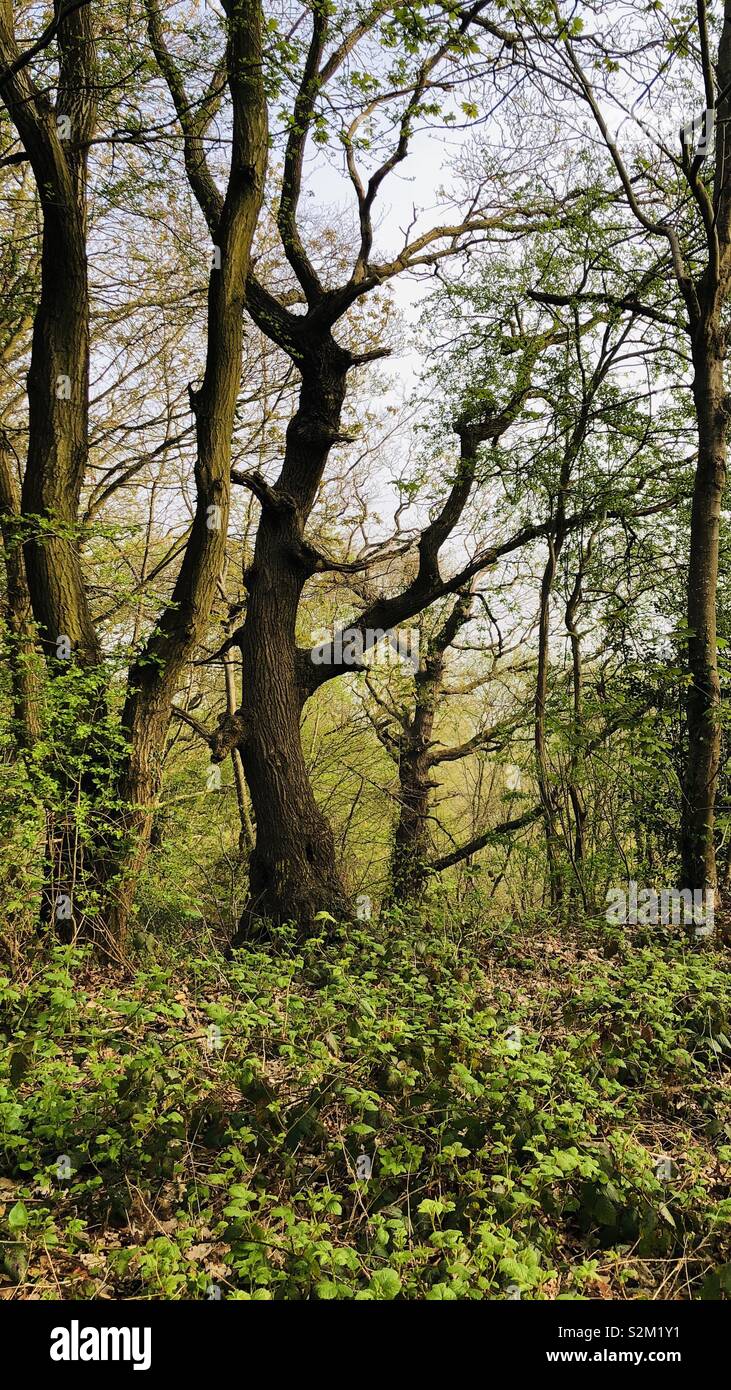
{"left": 677, "top": 5, "right": 731, "bottom": 898}
{"left": 107, "top": 206, "right": 264, "bottom": 942}
{"left": 389, "top": 696, "right": 437, "bottom": 904}
{"left": 0, "top": 434, "right": 42, "bottom": 750}
{"left": 387, "top": 593, "right": 474, "bottom": 902}
{"left": 223, "top": 649, "right": 254, "bottom": 852}
{"left": 532, "top": 369, "right": 599, "bottom": 909}
{"left": 102, "top": 0, "right": 269, "bottom": 947}
{"left": 565, "top": 548, "right": 590, "bottom": 909}
{"left": 681, "top": 332, "right": 727, "bottom": 896}
{"left": 535, "top": 536, "right": 563, "bottom": 907}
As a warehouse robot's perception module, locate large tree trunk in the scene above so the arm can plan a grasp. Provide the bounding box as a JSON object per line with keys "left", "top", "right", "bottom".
{"left": 0, "top": 0, "right": 104, "bottom": 941}
{"left": 19, "top": 159, "right": 105, "bottom": 941}
{"left": 10, "top": 2, "right": 100, "bottom": 669}
{"left": 681, "top": 333, "right": 727, "bottom": 895}
{"left": 237, "top": 574, "right": 350, "bottom": 934}
{"left": 233, "top": 346, "right": 353, "bottom": 940}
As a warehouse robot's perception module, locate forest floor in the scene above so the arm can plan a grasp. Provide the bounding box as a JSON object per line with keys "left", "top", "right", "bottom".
{"left": 1, "top": 909, "right": 730, "bottom": 1300}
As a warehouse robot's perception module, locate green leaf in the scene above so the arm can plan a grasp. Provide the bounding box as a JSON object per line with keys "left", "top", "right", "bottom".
{"left": 7, "top": 1201, "right": 28, "bottom": 1232}
{"left": 368, "top": 1268, "right": 402, "bottom": 1300}
{"left": 315, "top": 1279, "right": 340, "bottom": 1300}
